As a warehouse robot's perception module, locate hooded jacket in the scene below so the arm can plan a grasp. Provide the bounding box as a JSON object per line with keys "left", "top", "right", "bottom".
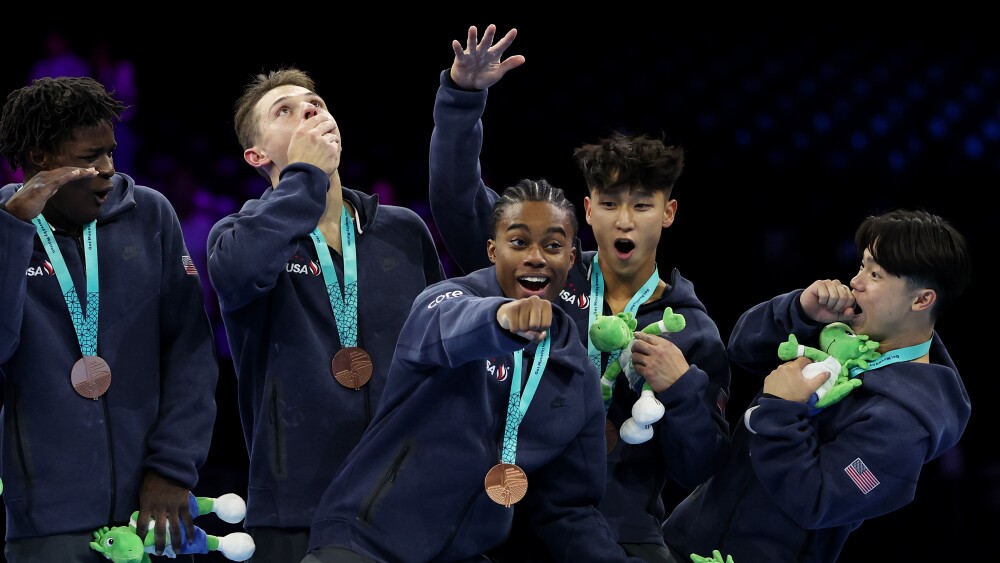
{"left": 428, "top": 69, "right": 731, "bottom": 550}
{"left": 0, "top": 173, "right": 218, "bottom": 541}
{"left": 206, "top": 163, "right": 445, "bottom": 528}
{"left": 662, "top": 289, "right": 971, "bottom": 563}
{"left": 307, "top": 267, "right": 642, "bottom": 563}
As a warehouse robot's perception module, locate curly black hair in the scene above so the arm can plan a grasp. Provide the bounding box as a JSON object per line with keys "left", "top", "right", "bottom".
{"left": 573, "top": 131, "right": 684, "bottom": 196}
{"left": 0, "top": 76, "right": 124, "bottom": 172}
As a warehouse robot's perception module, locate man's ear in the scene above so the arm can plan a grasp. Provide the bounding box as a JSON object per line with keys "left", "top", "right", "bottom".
{"left": 244, "top": 147, "right": 270, "bottom": 169}
{"left": 912, "top": 288, "right": 937, "bottom": 312}
{"left": 487, "top": 239, "right": 497, "bottom": 263}
{"left": 583, "top": 196, "right": 593, "bottom": 226}
{"left": 662, "top": 198, "right": 677, "bottom": 229}
{"left": 28, "top": 148, "right": 47, "bottom": 171}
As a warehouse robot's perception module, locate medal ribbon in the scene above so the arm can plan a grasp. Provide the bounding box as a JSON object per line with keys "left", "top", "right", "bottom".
{"left": 309, "top": 206, "right": 359, "bottom": 348}
{"left": 848, "top": 338, "right": 932, "bottom": 377}
{"left": 500, "top": 333, "right": 551, "bottom": 465}
{"left": 587, "top": 255, "right": 659, "bottom": 407}
{"left": 32, "top": 217, "right": 99, "bottom": 356}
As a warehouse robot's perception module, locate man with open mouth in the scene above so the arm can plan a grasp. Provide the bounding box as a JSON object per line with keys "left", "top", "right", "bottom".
{"left": 0, "top": 76, "right": 219, "bottom": 561}
{"left": 428, "top": 24, "right": 732, "bottom": 563}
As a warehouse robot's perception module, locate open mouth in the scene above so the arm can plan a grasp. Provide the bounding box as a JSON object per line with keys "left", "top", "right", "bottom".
{"left": 518, "top": 275, "right": 550, "bottom": 294}
{"left": 613, "top": 239, "right": 636, "bottom": 258}
{"left": 94, "top": 188, "right": 113, "bottom": 205}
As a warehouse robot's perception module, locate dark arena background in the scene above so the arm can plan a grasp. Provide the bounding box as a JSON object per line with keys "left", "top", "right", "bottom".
{"left": 3, "top": 18, "right": 996, "bottom": 561}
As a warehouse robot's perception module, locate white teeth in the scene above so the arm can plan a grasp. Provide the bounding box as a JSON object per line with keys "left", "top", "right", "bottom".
{"left": 519, "top": 276, "right": 548, "bottom": 283}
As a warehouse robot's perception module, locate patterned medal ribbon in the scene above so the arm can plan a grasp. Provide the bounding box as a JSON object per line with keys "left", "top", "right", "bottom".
{"left": 33, "top": 216, "right": 110, "bottom": 399}
{"left": 485, "top": 332, "right": 551, "bottom": 507}
{"left": 310, "top": 205, "right": 371, "bottom": 389}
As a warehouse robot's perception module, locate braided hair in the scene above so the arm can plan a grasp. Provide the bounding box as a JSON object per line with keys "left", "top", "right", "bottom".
{"left": 489, "top": 178, "right": 578, "bottom": 239}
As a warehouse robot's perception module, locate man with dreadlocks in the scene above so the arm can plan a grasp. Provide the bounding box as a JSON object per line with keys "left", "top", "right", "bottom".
{"left": 0, "top": 76, "right": 219, "bottom": 562}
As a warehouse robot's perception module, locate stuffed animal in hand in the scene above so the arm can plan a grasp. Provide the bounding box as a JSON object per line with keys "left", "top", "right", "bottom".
{"left": 777, "top": 321, "right": 881, "bottom": 414}
{"left": 90, "top": 492, "right": 255, "bottom": 562}
{"left": 690, "top": 550, "right": 735, "bottom": 563}
{"left": 589, "top": 307, "right": 686, "bottom": 444}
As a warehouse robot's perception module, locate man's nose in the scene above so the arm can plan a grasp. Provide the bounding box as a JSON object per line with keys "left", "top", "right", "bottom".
{"left": 303, "top": 102, "right": 319, "bottom": 119}
{"left": 525, "top": 245, "right": 545, "bottom": 265}
{"left": 616, "top": 208, "right": 634, "bottom": 229}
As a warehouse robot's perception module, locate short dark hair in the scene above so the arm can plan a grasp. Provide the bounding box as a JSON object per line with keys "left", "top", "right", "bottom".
{"left": 573, "top": 131, "right": 684, "bottom": 196}
{"left": 855, "top": 209, "right": 971, "bottom": 321}
{"left": 0, "top": 77, "right": 124, "bottom": 172}
{"left": 233, "top": 67, "right": 316, "bottom": 151}
{"left": 490, "top": 179, "right": 578, "bottom": 239}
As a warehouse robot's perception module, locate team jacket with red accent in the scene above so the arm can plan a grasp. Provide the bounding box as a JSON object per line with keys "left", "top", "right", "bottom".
{"left": 661, "top": 289, "right": 971, "bottom": 563}
{"left": 307, "top": 267, "right": 642, "bottom": 563}
{"left": 428, "top": 69, "right": 731, "bottom": 553}
{"left": 206, "top": 163, "right": 445, "bottom": 529}
{"left": 0, "top": 174, "right": 218, "bottom": 541}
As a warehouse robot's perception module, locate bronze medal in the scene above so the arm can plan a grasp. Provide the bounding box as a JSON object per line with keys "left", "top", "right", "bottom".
{"left": 605, "top": 418, "right": 618, "bottom": 454}
{"left": 71, "top": 356, "right": 112, "bottom": 400}
{"left": 332, "top": 347, "right": 373, "bottom": 389}
{"left": 485, "top": 463, "right": 528, "bottom": 507}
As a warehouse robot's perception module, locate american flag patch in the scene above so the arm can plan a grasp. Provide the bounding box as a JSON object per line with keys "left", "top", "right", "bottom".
{"left": 181, "top": 255, "right": 199, "bottom": 276}
{"left": 844, "top": 457, "right": 880, "bottom": 494}
{"left": 716, "top": 388, "right": 729, "bottom": 414}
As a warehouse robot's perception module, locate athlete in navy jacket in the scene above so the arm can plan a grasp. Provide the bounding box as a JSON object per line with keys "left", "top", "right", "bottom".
{"left": 662, "top": 209, "right": 972, "bottom": 563}
{"left": 208, "top": 67, "right": 445, "bottom": 563}
{"left": 0, "top": 77, "right": 218, "bottom": 561}
{"left": 428, "top": 25, "right": 730, "bottom": 561}
{"left": 305, "top": 180, "right": 641, "bottom": 563}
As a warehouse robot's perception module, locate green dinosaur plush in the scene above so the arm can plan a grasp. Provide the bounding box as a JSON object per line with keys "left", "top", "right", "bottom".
{"left": 690, "top": 549, "right": 735, "bottom": 563}
{"left": 777, "top": 321, "right": 881, "bottom": 413}
{"left": 90, "top": 492, "right": 255, "bottom": 562}
{"left": 589, "top": 307, "right": 686, "bottom": 444}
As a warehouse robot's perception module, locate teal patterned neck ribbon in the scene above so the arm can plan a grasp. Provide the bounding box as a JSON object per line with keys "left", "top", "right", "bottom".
{"left": 309, "top": 205, "right": 359, "bottom": 348}
{"left": 33, "top": 217, "right": 100, "bottom": 356}
{"left": 501, "top": 333, "right": 552, "bottom": 464}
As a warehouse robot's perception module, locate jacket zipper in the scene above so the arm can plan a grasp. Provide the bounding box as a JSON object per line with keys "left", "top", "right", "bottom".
{"left": 361, "top": 444, "right": 410, "bottom": 522}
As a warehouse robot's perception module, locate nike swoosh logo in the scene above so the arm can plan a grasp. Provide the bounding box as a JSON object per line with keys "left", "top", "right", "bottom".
{"left": 551, "top": 397, "right": 567, "bottom": 408}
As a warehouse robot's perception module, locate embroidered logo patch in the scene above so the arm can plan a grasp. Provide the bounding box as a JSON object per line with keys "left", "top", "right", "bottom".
{"left": 486, "top": 358, "right": 510, "bottom": 382}
{"left": 845, "top": 457, "right": 880, "bottom": 494}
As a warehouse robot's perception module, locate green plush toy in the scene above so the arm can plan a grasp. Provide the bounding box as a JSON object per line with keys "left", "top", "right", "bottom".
{"left": 90, "top": 492, "right": 255, "bottom": 562}
{"left": 690, "top": 550, "right": 735, "bottom": 563}
{"left": 777, "top": 321, "right": 881, "bottom": 414}
{"left": 588, "top": 307, "right": 686, "bottom": 444}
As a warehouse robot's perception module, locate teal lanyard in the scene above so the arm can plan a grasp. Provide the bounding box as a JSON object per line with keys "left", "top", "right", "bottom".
{"left": 849, "top": 338, "right": 932, "bottom": 377}
{"left": 500, "top": 333, "right": 551, "bottom": 465}
{"left": 586, "top": 255, "right": 660, "bottom": 374}
{"left": 32, "top": 217, "right": 99, "bottom": 356}
{"left": 309, "top": 206, "right": 359, "bottom": 348}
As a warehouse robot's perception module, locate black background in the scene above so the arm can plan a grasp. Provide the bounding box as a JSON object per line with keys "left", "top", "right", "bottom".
{"left": 4, "top": 17, "right": 997, "bottom": 561}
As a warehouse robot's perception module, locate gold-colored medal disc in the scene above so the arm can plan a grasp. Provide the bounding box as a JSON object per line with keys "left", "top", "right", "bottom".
{"left": 71, "top": 356, "right": 112, "bottom": 400}
{"left": 332, "top": 347, "right": 373, "bottom": 389}
{"left": 485, "top": 463, "right": 528, "bottom": 507}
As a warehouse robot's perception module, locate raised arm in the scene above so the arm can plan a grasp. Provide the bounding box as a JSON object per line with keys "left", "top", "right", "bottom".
{"left": 429, "top": 24, "right": 525, "bottom": 275}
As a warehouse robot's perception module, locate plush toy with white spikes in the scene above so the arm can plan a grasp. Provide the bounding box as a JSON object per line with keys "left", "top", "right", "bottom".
{"left": 90, "top": 492, "right": 255, "bottom": 562}
{"left": 589, "top": 307, "right": 686, "bottom": 444}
